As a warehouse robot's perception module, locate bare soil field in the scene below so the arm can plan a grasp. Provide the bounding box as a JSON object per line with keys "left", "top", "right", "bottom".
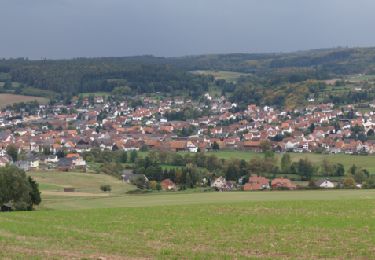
{"left": 0, "top": 93, "right": 49, "bottom": 108}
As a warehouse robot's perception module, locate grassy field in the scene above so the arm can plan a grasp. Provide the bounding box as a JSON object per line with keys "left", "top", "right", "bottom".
{"left": 139, "top": 150, "right": 375, "bottom": 173}
{"left": 213, "top": 151, "right": 375, "bottom": 173}
{"left": 0, "top": 93, "right": 49, "bottom": 108}
{"left": 192, "top": 70, "right": 251, "bottom": 82}
{"left": 24, "top": 170, "right": 375, "bottom": 211}
{"left": 1, "top": 192, "right": 374, "bottom": 259}
{"left": 28, "top": 171, "right": 134, "bottom": 210}
{"left": 1, "top": 171, "right": 375, "bottom": 258}
{"left": 80, "top": 92, "right": 111, "bottom": 97}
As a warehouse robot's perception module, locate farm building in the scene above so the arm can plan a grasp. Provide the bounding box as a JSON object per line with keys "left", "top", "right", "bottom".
{"left": 161, "top": 179, "right": 176, "bottom": 191}
{"left": 243, "top": 175, "right": 270, "bottom": 191}
{"left": 315, "top": 179, "right": 335, "bottom": 189}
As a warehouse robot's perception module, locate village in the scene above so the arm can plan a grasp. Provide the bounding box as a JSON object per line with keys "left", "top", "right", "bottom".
{"left": 0, "top": 93, "right": 373, "bottom": 191}
{"left": 1, "top": 92, "right": 375, "bottom": 164}
{"left": 1, "top": 92, "right": 375, "bottom": 165}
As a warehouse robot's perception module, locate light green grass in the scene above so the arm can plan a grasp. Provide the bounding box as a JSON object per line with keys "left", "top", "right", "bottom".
{"left": 30, "top": 170, "right": 375, "bottom": 211}
{"left": 192, "top": 70, "right": 251, "bottom": 82}
{"left": 29, "top": 171, "right": 134, "bottom": 210}
{"left": 39, "top": 189, "right": 375, "bottom": 211}
{"left": 30, "top": 171, "right": 132, "bottom": 194}
{"left": 5, "top": 170, "right": 375, "bottom": 259}
{"left": 1, "top": 195, "right": 375, "bottom": 259}
{"left": 123, "top": 150, "right": 375, "bottom": 173}
{"left": 198, "top": 151, "right": 375, "bottom": 173}
{"left": 347, "top": 74, "right": 375, "bottom": 82}
{"left": 80, "top": 92, "right": 110, "bottom": 97}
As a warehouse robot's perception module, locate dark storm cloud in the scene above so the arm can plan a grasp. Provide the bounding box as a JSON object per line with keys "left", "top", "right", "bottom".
{"left": 1, "top": 0, "right": 375, "bottom": 59}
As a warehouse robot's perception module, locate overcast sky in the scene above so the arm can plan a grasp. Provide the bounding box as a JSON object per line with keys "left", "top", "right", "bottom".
{"left": 1, "top": 0, "right": 375, "bottom": 59}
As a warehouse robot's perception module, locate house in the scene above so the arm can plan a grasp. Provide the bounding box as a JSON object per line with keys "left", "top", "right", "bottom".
{"left": 211, "top": 176, "right": 227, "bottom": 191}
{"left": 14, "top": 156, "right": 39, "bottom": 171}
{"left": 44, "top": 155, "right": 59, "bottom": 164}
{"left": 243, "top": 140, "right": 262, "bottom": 152}
{"left": 161, "top": 178, "right": 176, "bottom": 191}
{"left": 1, "top": 203, "right": 12, "bottom": 212}
{"left": 169, "top": 141, "right": 187, "bottom": 152}
{"left": 0, "top": 148, "right": 6, "bottom": 157}
{"left": 66, "top": 153, "right": 80, "bottom": 159}
{"left": 243, "top": 175, "right": 270, "bottom": 191}
{"left": 121, "top": 173, "right": 149, "bottom": 188}
{"left": 57, "top": 158, "right": 74, "bottom": 171}
{"left": 72, "top": 156, "right": 87, "bottom": 171}
{"left": 0, "top": 156, "right": 10, "bottom": 167}
{"left": 95, "top": 96, "right": 104, "bottom": 104}
{"left": 186, "top": 141, "right": 198, "bottom": 153}
{"left": 315, "top": 179, "right": 335, "bottom": 189}
{"left": 271, "top": 178, "right": 296, "bottom": 190}
{"left": 29, "top": 157, "right": 40, "bottom": 170}
{"left": 56, "top": 154, "right": 86, "bottom": 171}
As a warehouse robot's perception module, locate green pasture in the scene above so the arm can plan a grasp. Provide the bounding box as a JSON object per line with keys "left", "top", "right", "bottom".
{"left": 1, "top": 194, "right": 374, "bottom": 259}
{"left": 159, "top": 150, "right": 375, "bottom": 173}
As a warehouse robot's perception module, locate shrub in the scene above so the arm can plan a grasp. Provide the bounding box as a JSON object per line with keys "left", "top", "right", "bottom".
{"left": 100, "top": 184, "right": 112, "bottom": 192}
{"left": 343, "top": 177, "right": 356, "bottom": 189}
{"left": 149, "top": 181, "right": 157, "bottom": 190}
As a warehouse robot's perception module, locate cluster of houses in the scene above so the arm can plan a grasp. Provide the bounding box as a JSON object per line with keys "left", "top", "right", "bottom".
{"left": 211, "top": 175, "right": 340, "bottom": 191}
{"left": 122, "top": 171, "right": 339, "bottom": 192}
{"left": 1, "top": 93, "right": 375, "bottom": 172}
{"left": 0, "top": 149, "right": 86, "bottom": 172}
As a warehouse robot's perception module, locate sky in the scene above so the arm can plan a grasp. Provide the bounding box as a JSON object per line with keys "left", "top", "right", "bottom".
{"left": 1, "top": 0, "right": 375, "bottom": 59}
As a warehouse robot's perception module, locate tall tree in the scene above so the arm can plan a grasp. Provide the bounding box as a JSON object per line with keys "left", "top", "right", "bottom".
{"left": 296, "top": 158, "right": 315, "bottom": 180}
{"left": 280, "top": 153, "right": 292, "bottom": 173}
{"left": 6, "top": 145, "right": 18, "bottom": 162}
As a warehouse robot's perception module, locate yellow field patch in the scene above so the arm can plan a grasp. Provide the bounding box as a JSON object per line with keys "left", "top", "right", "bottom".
{"left": 42, "top": 191, "right": 109, "bottom": 197}
{"left": 0, "top": 93, "right": 49, "bottom": 108}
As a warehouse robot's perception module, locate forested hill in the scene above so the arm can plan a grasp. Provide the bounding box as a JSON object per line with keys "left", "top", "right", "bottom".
{"left": 0, "top": 58, "right": 213, "bottom": 97}
{"left": 2, "top": 47, "right": 375, "bottom": 97}
{"left": 168, "top": 47, "right": 375, "bottom": 80}
{"left": 169, "top": 47, "right": 375, "bottom": 72}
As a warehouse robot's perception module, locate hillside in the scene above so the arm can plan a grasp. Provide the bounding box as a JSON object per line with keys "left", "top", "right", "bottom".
{"left": 2, "top": 47, "right": 375, "bottom": 108}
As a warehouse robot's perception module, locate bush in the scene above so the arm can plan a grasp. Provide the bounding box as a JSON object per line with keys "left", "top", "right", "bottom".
{"left": 149, "top": 181, "right": 157, "bottom": 190}
{"left": 100, "top": 184, "right": 112, "bottom": 192}
{"left": 343, "top": 177, "right": 356, "bottom": 189}
{"left": 363, "top": 175, "right": 375, "bottom": 189}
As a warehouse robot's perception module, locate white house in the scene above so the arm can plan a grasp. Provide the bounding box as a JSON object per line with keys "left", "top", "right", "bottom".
{"left": 45, "top": 155, "right": 59, "bottom": 164}
{"left": 316, "top": 179, "right": 335, "bottom": 189}
{"left": 0, "top": 148, "right": 6, "bottom": 157}
{"left": 29, "top": 158, "right": 40, "bottom": 169}
{"left": 73, "top": 157, "right": 87, "bottom": 167}
{"left": 186, "top": 141, "right": 198, "bottom": 153}
{"left": 211, "top": 176, "right": 227, "bottom": 190}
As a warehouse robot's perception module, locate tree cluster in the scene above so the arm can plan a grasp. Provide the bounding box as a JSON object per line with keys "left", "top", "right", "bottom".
{"left": 0, "top": 166, "right": 41, "bottom": 211}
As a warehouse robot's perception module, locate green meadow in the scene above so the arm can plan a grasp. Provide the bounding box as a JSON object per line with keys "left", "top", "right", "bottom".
{"left": 1, "top": 192, "right": 375, "bottom": 259}
{"left": 139, "top": 150, "right": 375, "bottom": 173}
{"left": 217, "top": 151, "right": 375, "bottom": 173}
{"left": 191, "top": 70, "right": 251, "bottom": 82}
{"left": 1, "top": 153, "right": 375, "bottom": 259}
